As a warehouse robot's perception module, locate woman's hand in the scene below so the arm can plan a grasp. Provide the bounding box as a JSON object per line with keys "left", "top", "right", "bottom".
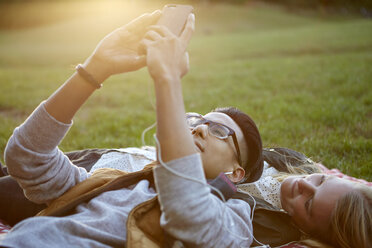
{"left": 83, "top": 10, "right": 161, "bottom": 83}
{"left": 142, "top": 13, "right": 195, "bottom": 84}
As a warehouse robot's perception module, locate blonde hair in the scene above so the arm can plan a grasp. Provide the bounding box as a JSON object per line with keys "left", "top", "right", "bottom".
{"left": 273, "top": 159, "right": 322, "bottom": 182}
{"left": 329, "top": 183, "right": 372, "bottom": 248}
{"left": 273, "top": 160, "right": 372, "bottom": 248}
{"left": 295, "top": 183, "right": 372, "bottom": 248}
{"left": 299, "top": 239, "right": 333, "bottom": 248}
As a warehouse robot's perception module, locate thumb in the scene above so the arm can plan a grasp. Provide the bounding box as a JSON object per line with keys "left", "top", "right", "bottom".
{"left": 138, "top": 40, "right": 147, "bottom": 56}
{"left": 130, "top": 55, "right": 147, "bottom": 71}
{"left": 180, "top": 52, "right": 190, "bottom": 78}
{"left": 126, "top": 10, "right": 162, "bottom": 33}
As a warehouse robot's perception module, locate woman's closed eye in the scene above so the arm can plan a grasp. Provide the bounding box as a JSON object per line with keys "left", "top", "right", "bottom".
{"left": 305, "top": 175, "right": 327, "bottom": 215}
{"left": 305, "top": 197, "right": 313, "bottom": 215}
{"left": 318, "top": 175, "right": 326, "bottom": 186}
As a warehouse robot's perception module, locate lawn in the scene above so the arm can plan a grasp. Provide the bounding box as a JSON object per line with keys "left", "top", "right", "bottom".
{"left": 0, "top": 0, "right": 371, "bottom": 180}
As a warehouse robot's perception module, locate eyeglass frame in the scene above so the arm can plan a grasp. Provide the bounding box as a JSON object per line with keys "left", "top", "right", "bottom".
{"left": 186, "top": 113, "right": 243, "bottom": 167}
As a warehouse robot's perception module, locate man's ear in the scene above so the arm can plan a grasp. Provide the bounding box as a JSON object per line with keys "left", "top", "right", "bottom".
{"left": 229, "top": 167, "right": 245, "bottom": 183}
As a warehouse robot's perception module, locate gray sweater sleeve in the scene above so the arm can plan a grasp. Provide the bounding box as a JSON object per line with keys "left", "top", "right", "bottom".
{"left": 4, "top": 102, "right": 89, "bottom": 204}
{"left": 154, "top": 153, "right": 253, "bottom": 248}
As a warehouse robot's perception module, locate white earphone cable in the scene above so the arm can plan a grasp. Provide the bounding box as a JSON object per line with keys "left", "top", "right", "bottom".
{"left": 140, "top": 79, "right": 269, "bottom": 247}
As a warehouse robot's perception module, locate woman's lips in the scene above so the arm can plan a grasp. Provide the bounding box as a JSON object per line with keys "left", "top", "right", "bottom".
{"left": 292, "top": 178, "right": 300, "bottom": 198}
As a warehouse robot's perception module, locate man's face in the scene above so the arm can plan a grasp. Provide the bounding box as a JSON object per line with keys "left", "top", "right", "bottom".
{"left": 280, "top": 174, "right": 355, "bottom": 237}
{"left": 189, "top": 112, "right": 248, "bottom": 181}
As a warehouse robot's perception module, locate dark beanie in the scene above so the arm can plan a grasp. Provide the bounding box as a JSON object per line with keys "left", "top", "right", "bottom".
{"left": 213, "top": 107, "right": 264, "bottom": 183}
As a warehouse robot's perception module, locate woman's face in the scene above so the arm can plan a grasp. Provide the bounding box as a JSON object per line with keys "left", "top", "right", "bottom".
{"left": 280, "top": 174, "right": 354, "bottom": 236}
{"left": 190, "top": 112, "right": 247, "bottom": 182}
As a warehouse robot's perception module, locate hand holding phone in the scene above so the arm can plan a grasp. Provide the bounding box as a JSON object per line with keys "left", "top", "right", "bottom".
{"left": 157, "top": 4, "right": 194, "bottom": 36}
{"left": 139, "top": 5, "right": 193, "bottom": 56}
{"left": 142, "top": 5, "right": 195, "bottom": 81}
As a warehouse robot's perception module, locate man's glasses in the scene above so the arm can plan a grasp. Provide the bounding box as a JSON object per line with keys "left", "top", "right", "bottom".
{"left": 186, "top": 113, "right": 243, "bottom": 167}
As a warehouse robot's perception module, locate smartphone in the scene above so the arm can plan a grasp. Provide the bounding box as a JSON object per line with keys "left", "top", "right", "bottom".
{"left": 157, "top": 4, "right": 194, "bottom": 36}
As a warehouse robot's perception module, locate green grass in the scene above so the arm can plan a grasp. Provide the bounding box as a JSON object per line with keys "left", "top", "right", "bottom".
{"left": 0, "top": 0, "right": 371, "bottom": 181}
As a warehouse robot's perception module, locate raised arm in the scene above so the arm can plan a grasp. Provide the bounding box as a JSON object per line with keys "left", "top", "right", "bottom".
{"left": 4, "top": 11, "right": 161, "bottom": 204}
{"left": 142, "top": 14, "right": 196, "bottom": 162}
{"left": 143, "top": 14, "right": 253, "bottom": 247}
{"left": 45, "top": 11, "right": 161, "bottom": 123}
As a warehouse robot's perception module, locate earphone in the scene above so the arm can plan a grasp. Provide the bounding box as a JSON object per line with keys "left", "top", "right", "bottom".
{"left": 140, "top": 122, "right": 269, "bottom": 247}
{"left": 141, "top": 79, "right": 269, "bottom": 247}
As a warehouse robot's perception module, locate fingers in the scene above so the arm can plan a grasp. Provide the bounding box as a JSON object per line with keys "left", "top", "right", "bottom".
{"left": 139, "top": 38, "right": 153, "bottom": 55}
{"left": 131, "top": 55, "right": 147, "bottom": 70}
{"left": 184, "top": 52, "right": 189, "bottom": 67}
{"left": 140, "top": 25, "right": 175, "bottom": 50}
{"left": 181, "top": 51, "right": 190, "bottom": 77}
{"left": 146, "top": 25, "right": 175, "bottom": 39}
{"left": 142, "top": 12, "right": 195, "bottom": 45}
{"left": 180, "top": 13, "right": 195, "bottom": 46}
{"left": 125, "top": 10, "right": 162, "bottom": 33}
{"left": 139, "top": 15, "right": 194, "bottom": 58}
{"left": 144, "top": 30, "right": 163, "bottom": 42}
{"left": 139, "top": 28, "right": 164, "bottom": 55}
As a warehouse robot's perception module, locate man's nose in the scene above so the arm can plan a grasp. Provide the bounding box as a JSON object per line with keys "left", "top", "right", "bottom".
{"left": 298, "top": 178, "right": 316, "bottom": 195}
{"left": 192, "top": 124, "right": 208, "bottom": 139}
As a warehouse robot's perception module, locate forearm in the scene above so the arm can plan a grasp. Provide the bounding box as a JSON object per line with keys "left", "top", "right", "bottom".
{"left": 144, "top": 13, "right": 195, "bottom": 162}
{"left": 154, "top": 76, "right": 196, "bottom": 162}
{"left": 3, "top": 10, "right": 162, "bottom": 202}
{"left": 45, "top": 10, "right": 162, "bottom": 124}
{"left": 44, "top": 60, "right": 107, "bottom": 124}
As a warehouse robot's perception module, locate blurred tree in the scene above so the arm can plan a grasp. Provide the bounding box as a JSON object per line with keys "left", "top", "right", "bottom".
{"left": 192, "top": 0, "right": 372, "bottom": 16}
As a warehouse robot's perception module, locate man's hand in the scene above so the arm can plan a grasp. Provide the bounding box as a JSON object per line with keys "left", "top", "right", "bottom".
{"left": 141, "top": 13, "right": 195, "bottom": 84}
{"left": 141, "top": 14, "right": 196, "bottom": 163}
{"left": 83, "top": 10, "right": 161, "bottom": 83}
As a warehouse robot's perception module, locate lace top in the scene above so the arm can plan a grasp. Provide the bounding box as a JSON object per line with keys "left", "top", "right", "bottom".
{"left": 90, "top": 147, "right": 282, "bottom": 208}
{"left": 237, "top": 162, "right": 282, "bottom": 209}
{"left": 90, "top": 147, "right": 156, "bottom": 173}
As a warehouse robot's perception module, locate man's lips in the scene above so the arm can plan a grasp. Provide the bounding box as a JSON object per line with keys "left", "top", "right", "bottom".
{"left": 194, "top": 140, "right": 204, "bottom": 152}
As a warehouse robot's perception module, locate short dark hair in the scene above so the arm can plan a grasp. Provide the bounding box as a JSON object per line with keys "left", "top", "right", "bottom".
{"left": 213, "top": 107, "right": 263, "bottom": 183}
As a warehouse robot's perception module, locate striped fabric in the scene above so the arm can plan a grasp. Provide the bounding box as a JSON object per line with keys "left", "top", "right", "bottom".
{"left": 0, "top": 219, "right": 10, "bottom": 234}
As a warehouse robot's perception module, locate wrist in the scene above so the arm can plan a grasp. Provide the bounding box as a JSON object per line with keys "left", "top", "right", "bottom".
{"left": 153, "top": 73, "right": 181, "bottom": 86}
{"left": 82, "top": 57, "right": 111, "bottom": 84}
{"left": 154, "top": 75, "right": 183, "bottom": 109}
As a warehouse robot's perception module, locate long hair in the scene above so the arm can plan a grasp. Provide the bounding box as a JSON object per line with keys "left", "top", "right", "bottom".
{"left": 328, "top": 183, "right": 372, "bottom": 248}
{"left": 298, "top": 184, "right": 372, "bottom": 248}
{"left": 273, "top": 161, "right": 371, "bottom": 248}
{"left": 272, "top": 159, "right": 322, "bottom": 182}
